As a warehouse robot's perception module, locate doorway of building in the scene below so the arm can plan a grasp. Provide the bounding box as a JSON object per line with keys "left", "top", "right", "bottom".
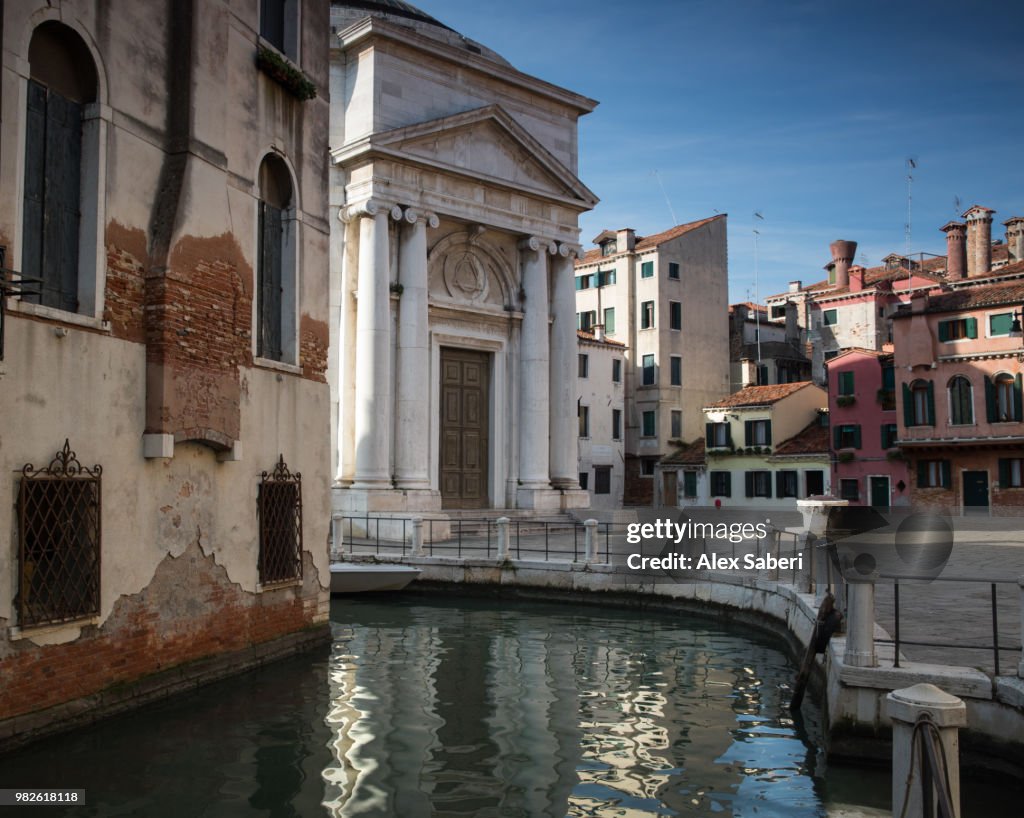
{"left": 869, "top": 476, "right": 890, "bottom": 509}
{"left": 662, "top": 471, "right": 678, "bottom": 507}
{"left": 962, "top": 470, "right": 989, "bottom": 513}
{"left": 439, "top": 348, "right": 490, "bottom": 509}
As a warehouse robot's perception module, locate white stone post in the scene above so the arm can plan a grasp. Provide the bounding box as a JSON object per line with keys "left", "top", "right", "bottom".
{"left": 331, "top": 513, "right": 344, "bottom": 560}
{"left": 887, "top": 683, "right": 966, "bottom": 818}
{"left": 496, "top": 516, "right": 510, "bottom": 560}
{"left": 844, "top": 575, "right": 877, "bottom": 668}
{"left": 352, "top": 200, "right": 395, "bottom": 489}
{"left": 517, "top": 236, "right": 552, "bottom": 491}
{"left": 1018, "top": 576, "right": 1024, "bottom": 677}
{"left": 549, "top": 244, "right": 579, "bottom": 489}
{"left": 411, "top": 517, "right": 425, "bottom": 556}
{"left": 394, "top": 209, "right": 438, "bottom": 490}
{"left": 583, "top": 518, "right": 598, "bottom": 563}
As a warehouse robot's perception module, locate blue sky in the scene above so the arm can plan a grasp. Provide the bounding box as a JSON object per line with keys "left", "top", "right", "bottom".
{"left": 419, "top": 0, "right": 1024, "bottom": 300}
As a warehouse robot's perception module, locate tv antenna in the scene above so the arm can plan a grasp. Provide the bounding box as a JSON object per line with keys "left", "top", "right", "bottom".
{"left": 652, "top": 169, "right": 678, "bottom": 225}
{"left": 905, "top": 157, "right": 916, "bottom": 257}
{"left": 953, "top": 195, "right": 962, "bottom": 217}
{"left": 753, "top": 212, "right": 765, "bottom": 370}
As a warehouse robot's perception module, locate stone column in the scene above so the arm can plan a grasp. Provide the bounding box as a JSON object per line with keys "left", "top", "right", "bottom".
{"left": 843, "top": 575, "right": 878, "bottom": 668}
{"left": 549, "top": 243, "right": 581, "bottom": 489}
{"left": 517, "top": 236, "right": 553, "bottom": 490}
{"left": 351, "top": 200, "right": 398, "bottom": 489}
{"left": 394, "top": 208, "right": 438, "bottom": 490}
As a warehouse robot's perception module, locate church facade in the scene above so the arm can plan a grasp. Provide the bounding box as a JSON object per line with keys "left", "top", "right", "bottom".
{"left": 329, "top": 3, "right": 598, "bottom": 515}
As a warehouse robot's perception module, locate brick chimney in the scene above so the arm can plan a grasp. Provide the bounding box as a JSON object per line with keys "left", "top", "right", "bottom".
{"left": 1004, "top": 217, "right": 1024, "bottom": 263}
{"left": 963, "top": 205, "right": 995, "bottom": 276}
{"left": 830, "top": 240, "right": 857, "bottom": 288}
{"left": 848, "top": 264, "right": 865, "bottom": 292}
{"left": 616, "top": 228, "right": 636, "bottom": 252}
{"left": 941, "top": 221, "right": 967, "bottom": 279}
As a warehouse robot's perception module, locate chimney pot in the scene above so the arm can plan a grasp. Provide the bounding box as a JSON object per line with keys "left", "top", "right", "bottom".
{"left": 593, "top": 324, "right": 604, "bottom": 342}
{"left": 941, "top": 221, "right": 967, "bottom": 279}
{"left": 848, "top": 264, "right": 866, "bottom": 292}
{"left": 616, "top": 228, "right": 636, "bottom": 252}
{"left": 788, "top": 280, "right": 802, "bottom": 293}
{"left": 963, "top": 205, "right": 995, "bottom": 276}
{"left": 830, "top": 240, "right": 858, "bottom": 288}
{"left": 1004, "top": 217, "right": 1024, "bottom": 263}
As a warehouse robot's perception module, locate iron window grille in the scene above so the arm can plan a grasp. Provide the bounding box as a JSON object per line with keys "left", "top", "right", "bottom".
{"left": 18, "top": 440, "right": 102, "bottom": 628}
{"left": 258, "top": 455, "right": 303, "bottom": 584}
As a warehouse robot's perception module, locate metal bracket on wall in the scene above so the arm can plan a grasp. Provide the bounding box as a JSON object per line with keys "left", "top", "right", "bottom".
{"left": 0, "top": 246, "right": 43, "bottom": 361}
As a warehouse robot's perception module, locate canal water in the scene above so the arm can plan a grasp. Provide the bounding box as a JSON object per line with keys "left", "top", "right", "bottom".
{"left": 2, "top": 595, "right": 1020, "bottom": 816}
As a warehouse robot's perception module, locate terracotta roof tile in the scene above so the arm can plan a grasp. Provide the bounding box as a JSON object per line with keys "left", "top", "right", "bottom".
{"left": 659, "top": 438, "right": 705, "bottom": 466}
{"left": 895, "top": 276, "right": 1024, "bottom": 316}
{"left": 577, "top": 329, "right": 627, "bottom": 347}
{"left": 705, "top": 381, "right": 813, "bottom": 409}
{"left": 772, "top": 420, "right": 830, "bottom": 456}
{"left": 577, "top": 214, "right": 725, "bottom": 266}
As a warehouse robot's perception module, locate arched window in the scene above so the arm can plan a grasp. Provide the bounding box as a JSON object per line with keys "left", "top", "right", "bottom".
{"left": 904, "top": 379, "right": 934, "bottom": 427}
{"left": 993, "top": 373, "right": 1021, "bottom": 423}
{"left": 256, "top": 154, "right": 296, "bottom": 363}
{"left": 23, "top": 22, "right": 98, "bottom": 314}
{"left": 948, "top": 376, "right": 973, "bottom": 425}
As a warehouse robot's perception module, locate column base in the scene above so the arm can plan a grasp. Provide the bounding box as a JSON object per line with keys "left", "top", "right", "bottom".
{"left": 332, "top": 485, "right": 443, "bottom": 514}
{"left": 559, "top": 488, "right": 591, "bottom": 510}
{"left": 516, "top": 487, "right": 563, "bottom": 511}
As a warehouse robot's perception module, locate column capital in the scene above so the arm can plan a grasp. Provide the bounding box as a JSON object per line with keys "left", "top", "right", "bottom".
{"left": 556, "top": 242, "right": 583, "bottom": 259}
{"left": 518, "top": 236, "right": 559, "bottom": 254}
{"left": 402, "top": 208, "right": 439, "bottom": 228}
{"left": 340, "top": 199, "right": 399, "bottom": 223}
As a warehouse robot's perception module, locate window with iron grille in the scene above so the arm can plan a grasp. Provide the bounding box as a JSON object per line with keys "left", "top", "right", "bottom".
{"left": 258, "top": 455, "right": 303, "bottom": 584}
{"left": 18, "top": 440, "right": 101, "bottom": 628}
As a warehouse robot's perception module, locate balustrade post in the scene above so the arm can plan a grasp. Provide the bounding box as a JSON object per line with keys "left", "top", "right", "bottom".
{"left": 584, "top": 519, "right": 598, "bottom": 564}
{"left": 496, "top": 517, "right": 510, "bottom": 560}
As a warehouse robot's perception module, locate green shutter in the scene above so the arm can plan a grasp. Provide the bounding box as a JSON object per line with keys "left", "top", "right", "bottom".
{"left": 853, "top": 425, "right": 862, "bottom": 449}
{"left": 764, "top": 420, "right": 772, "bottom": 445}
{"left": 938, "top": 321, "right": 950, "bottom": 342}
{"left": 745, "top": 472, "right": 754, "bottom": 498}
{"left": 902, "top": 383, "right": 914, "bottom": 426}
{"left": 999, "top": 459, "right": 1011, "bottom": 488}
{"left": 776, "top": 471, "right": 784, "bottom": 497}
{"left": 725, "top": 424, "right": 733, "bottom": 447}
{"left": 706, "top": 422, "right": 714, "bottom": 446}
{"left": 941, "top": 460, "right": 952, "bottom": 489}
{"left": 833, "top": 426, "right": 842, "bottom": 450}
{"left": 724, "top": 473, "right": 731, "bottom": 497}
{"left": 765, "top": 474, "right": 773, "bottom": 498}
{"left": 926, "top": 381, "right": 936, "bottom": 425}
{"left": 641, "top": 261, "right": 654, "bottom": 278}
{"left": 1015, "top": 374, "right": 1023, "bottom": 422}
{"left": 604, "top": 307, "right": 615, "bottom": 334}
{"left": 990, "top": 313, "right": 1014, "bottom": 336}
{"left": 986, "top": 376, "right": 998, "bottom": 423}
{"left": 917, "top": 460, "right": 928, "bottom": 486}
{"left": 745, "top": 420, "right": 753, "bottom": 446}
{"left": 966, "top": 317, "right": 978, "bottom": 339}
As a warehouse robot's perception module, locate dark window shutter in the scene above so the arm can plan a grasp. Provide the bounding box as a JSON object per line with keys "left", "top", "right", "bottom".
{"left": 1015, "top": 375, "right": 1023, "bottom": 422}
{"left": 833, "top": 425, "right": 842, "bottom": 450}
{"left": 706, "top": 422, "right": 714, "bottom": 447}
{"left": 926, "top": 381, "right": 936, "bottom": 425}
{"left": 776, "top": 471, "right": 784, "bottom": 497}
{"left": 938, "top": 321, "right": 950, "bottom": 342}
{"left": 765, "top": 474, "right": 773, "bottom": 498}
{"left": 44, "top": 90, "right": 83, "bottom": 313}
{"left": 986, "top": 377, "right": 998, "bottom": 423}
{"left": 999, "top": 459, "right": 1011, "bottom": 487}
{"left": 902, "top": 383, "right": 914, "bottom": 427}
{"left": 724, "top": 472, "right": 731, "bottom": 497}
{"left": 745, "top": 420, "right": 753, "bottom": 446}
{"left": 257, "top": 202, "right": 284, "bottom": 360}
{"left": 725, "top": 424, "right": 733, "bottom": 447}
{"left": 853, "top": 425, "right": 862, "bottom": 449}
{"left": 22, "top": 81, "right": 47, "bottom": 297}
{"left": 941, "top": 460, "right": 952, "bottom": 489}
{"left": 917, "top": 460, "right": 928, "bottom": 487}
{"left": 765, "top": 419, "right": 772, "bottom": 445}
{"left": 966, "top": 317, "right": 978, "bottom": 339}
{"left": 745, "top": 471, "right": 754, "bottom": 498}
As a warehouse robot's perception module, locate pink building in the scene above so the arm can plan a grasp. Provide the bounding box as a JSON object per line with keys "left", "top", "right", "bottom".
{"left": 827, "top": 349, "right": 909, "bottom": 507}
{"left": 892, "top": 274, "right": 1024, "bottom": 513}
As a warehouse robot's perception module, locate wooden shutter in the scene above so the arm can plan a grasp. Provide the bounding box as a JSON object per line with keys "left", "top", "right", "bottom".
{"left": 744, "top": 420, "right": 753, "bottom": 446}
{"left": 723, "top": 472, "right": 731, "bottom": 497}
{"left": 22, "top": 81, "right": 47, "bottom": 297}
{"left": 966, "top": 317, "right": 978, "bottom": 339}
{"left": 999, "top": 459, "right": 1011, "bottom": 488}
{"left": 853, "top": 425, "right": 862, "bottom": 449}
{"left": 257, "top": 202, "right": 283, "bottom": 360}
{"left": 765, "top": 473, "right": 772, "bottom": 498}
{"left": 917, "top": 460, "right": 928, "bottom": 487}
{"left": 764, "top": 419, "right": 772, "bottom": 445}
{"left": 1015, "top": 374, "right": 1023, "bottom": 422}
{"left": 940, "top": 460, "right": 952, "bottom": 489}
{"left": 833, "top": 425, "right": 842, "bottom": 450}
{"left": 725, "top": 424, "right": 732, "bottom": 447}
{"left": 776, "top": 471, "right": 784, "bottom": 497}
{"left": 902, "top": 383, "right": 914, "bottom": 427}
{"left": 706, "top": 423, "right": 714, "bottom": 446}
{"left": 938, "top": 321, "right": 950, "bottom": 342}
{"left": 745, "top": 472, "right": 754, "bottom": 498}
{"left": 926, "top": 381, "right": 936, "bottom": 425}
{"left": 986, "top": 377, "right": 998, "bottom": 423}
{"left": 44, "top": 89, "right": 83, "bottom": 313}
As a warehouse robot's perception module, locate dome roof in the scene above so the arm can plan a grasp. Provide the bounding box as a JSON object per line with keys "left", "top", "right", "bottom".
{"left": 331, "top": 1, "right": 511, "bottom": 66}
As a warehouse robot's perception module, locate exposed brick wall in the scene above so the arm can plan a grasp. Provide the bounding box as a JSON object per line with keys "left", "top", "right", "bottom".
{"left": 103, "top": 221, "right": 148, "bottom": 343}
{"left": 624, "top": 455, "right": 654, "bottom": 506}
{"left": 299, "top": 314, "right": 328, "bottom": 383}
{"left": 0, "top": 541, "right": 327, "bottom": 727}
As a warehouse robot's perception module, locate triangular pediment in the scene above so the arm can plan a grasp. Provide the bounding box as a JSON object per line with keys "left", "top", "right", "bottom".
{"left": 348, "top": 105, "right": 598, "bottom": 208}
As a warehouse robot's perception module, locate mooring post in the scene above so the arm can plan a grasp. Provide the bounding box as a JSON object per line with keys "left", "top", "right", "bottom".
{"left": 331, "top": 513, "right": 344, "bottom": 560}
{"left": 496, "top": 517, "right": 510, "bottom": 560}
{"left": 411, "top": 517, "right": 424, "bottom": 556}
{"left": 583, "top": 519, "right": 598, "bottom": 563}
{"left": 887, "top": 683, "right": 966, "bottom": 818}
{"left": 1018, "top": 576, "right": 1024, "bottom": 678}
{"left": 844, "top": 573, "right": 877, "bottom": 668}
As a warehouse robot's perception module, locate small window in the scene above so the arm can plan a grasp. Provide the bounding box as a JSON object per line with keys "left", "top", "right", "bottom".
{"left": 641, "top": 261, "right": 654, "bottom": 278}
{"left": 578, "top": 405, "right": 590, "bottom": 438}
{"left": 612, "top": 358, "right": 622, "bottom": 383}
{"left": 937, "top": 317, "right": 978, "bottom": 342}
{"left": 578, "top": 353, "right": 589, "bottom": 378}
{"left": 770, "top": 305, "right": 786, "bottom": 319}
{"left": 668, "top": 262, "right": 680, "bottom": 279}
{"left": 579, "top": 472, "right": 589, "bottom": 490}
{"left": 756, "top": 364, "right": 769, "bottom": 386}
{"left": 612, "top": 408, "right": 622, "bottom": 440}
{"left": 992, "top": 373, "right": 1021, "bottom": 422}
{"left": 577, "top": 310, "right": 596, "bottom": 331}
{"left": 917, "top": 459, "right": 951, "bottom": 489}
{"left": 604, "top": 307, "right": 616, "bottom": 334}
{"left": 834, "top": 424, "right": 861, "bottom": 450}
{"left": 948, "top": 376, "right": 973, "bottom": 425}
{"left": 642, "top": 410, "right": 656, "bottom": 437}
{"left": 710, "top": 471, "right": 731, "bottom": 497}
{"left": 777, "top": 470, "right": 798, "bottom": 498}
{"left": 642, "top": 354, "right": 655, "bottom": 386}
{"left": 640, "top": 300, "right": 655, "bottom": 329}
{"left": 671, "top": 410, "right": 682, "bottom": 438}
{"left": 257, "top": 154, "right": 296, "bottom": 363}
{"left": 258, "top": 455, "right": 303, "bottom": 584}
{"left": 839, "top": 478, "right": 859, "bottom": 502}
{"left": 706, "top": 422, "right": 731, "bottom": 448}
{"left": 882, "top": 365, "right": 895, "bottom": 390}
{"left": 823, "top": 309, "right": 838, "bottom": 326}
{"left": 670, "top": 356, "right": 682, "bottom": 386}
{"left": 670, "top": 301, "right": 682, "bottom": 330}
{"left": 805, "top": 470, "right": 824, "bottom": 496}
{"left": 575, "top": 274, "right": 592, "bottom": 291}
{"left": 260, "top": 0, "right": 299, "bottom": 61}
{"left": 905, "top": 379, "right": 934, "bottom": 426}
{"left": 683, "top": 471, "right": 697, "bottom": 498}
{"left": 745, "top": 419, "right": 772, "bottom": 446}
{"left": 838, "top": 371, "right": 855, "bottom": 396}
{"left": 745, "top": 471, "right": 772, "bottom": 498}
{"left": 600, "top": 240, "right": 617, "bottom": 257}
{"left": 999, "top": 458, "right": 1024, "bottom": 488}
{"left": 881, "top": 423, "right": 898, "bottom": 449}
{"left": 641, "top": 458, "right": 657, "bottom": 476}
{"left": 824, "top": 350, "right": 839, "bottom": 361}
{"left": 594, "top": 466, "right": 611, "bottom": 495}
{"left": 989, "top": 312, "right": 1014, "bottom": 337}
{"left": 597, "top": 269, "right": 616, "bottom": 286}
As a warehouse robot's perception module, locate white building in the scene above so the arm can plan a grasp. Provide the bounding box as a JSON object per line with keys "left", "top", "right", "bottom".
{"left": 328, "top": 2, "right": 598, "bottom": 517}
{"left": 573, "top": 217, "right": 729, "bottom": 504}
{"left": 576, "top": 329, "right": 626, "bottom": 509}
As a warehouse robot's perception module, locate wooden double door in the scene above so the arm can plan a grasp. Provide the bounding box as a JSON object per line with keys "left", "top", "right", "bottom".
{"left": 440, "top": 348, "right": 490, "bottom": 509}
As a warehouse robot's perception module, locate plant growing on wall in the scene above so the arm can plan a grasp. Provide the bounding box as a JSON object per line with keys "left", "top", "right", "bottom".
{"left": 837, "top": 451, "right": 855, "bottom": 463}
{"left": 836, "top": 395, "right": 855, "bottom": 408}
{"left": 256, "top": 47, "right": 317, "bottom": 101}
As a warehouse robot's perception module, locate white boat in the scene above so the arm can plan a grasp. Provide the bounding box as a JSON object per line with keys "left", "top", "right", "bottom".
{"left": 330, "top": 562, "right": 421, "bottom": 593}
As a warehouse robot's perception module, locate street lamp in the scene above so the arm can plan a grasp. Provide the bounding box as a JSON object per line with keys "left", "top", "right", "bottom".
{"left": 1010, "top": 309, "right": 1023, "bottom": 339}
